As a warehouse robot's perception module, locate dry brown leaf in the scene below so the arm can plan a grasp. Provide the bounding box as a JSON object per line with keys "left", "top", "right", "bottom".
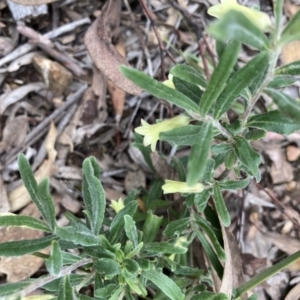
{"left": 284, "top": 282, "right": 300, "bottom": 300}
{"left": 0, "top": 37, "right": 15, "bottom": 57}
{"left": 107, "top": 39, "right": 127, "bottom": 122}
{"left": 0, "top": 116, "right": 28, "bottom": 154}
{"left": 0, "top": 176, "right": 10, "bottom": 212}
{"left": 286, "top": 145, "right": 300, "bottom": 161}
{"left": 9, "top": 122, "right": 58, "bottom": 211}
{"left": 84, "top": 0, "right": 142, "bottom": 96}
{"left": 150, "top": 152, "right": 173, "bottom": 180}
{"left": 124, "top": 169, "right": 146, "bottom": 194}
{"left": 33, "top": 55, "right": 73, "bottom": 96}
{"left": 9, "top": 0, "right": 57, "bottom": 5}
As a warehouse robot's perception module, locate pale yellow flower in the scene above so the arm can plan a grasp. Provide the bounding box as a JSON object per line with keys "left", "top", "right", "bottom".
{"left": 208, "top": 0, "right": 271, "bottom": 32}
{"left": 163, "top": 74, "right": 175, "bottom": 89}
{"left": 22, "top": 296, "right": 55, "bottom": 300}
{"left": 162, "top": 180, "right": 205, "bottom": 194}
{"left": 169, "top": 236, "right": 188, "bottom": 260}
{"left": 135, "top": 115, "right": 190, "bottom": 152}
{"left": 110, "top": 198, "right": 125, "bottom": 213}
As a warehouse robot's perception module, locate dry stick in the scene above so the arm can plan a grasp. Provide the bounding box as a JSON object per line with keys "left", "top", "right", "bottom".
{"left": 0, "top": 18, "right": 90, "bottom": 67}
{"left": 139, "top": 0, "right": 176, "bottom": 80}
{"left": 2, "top": 84, "right": 87, "bottom": 167}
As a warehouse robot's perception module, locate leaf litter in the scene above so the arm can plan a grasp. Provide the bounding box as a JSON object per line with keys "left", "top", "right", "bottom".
{"left": 0, "top": 0, "right": 299, "bottom": 298}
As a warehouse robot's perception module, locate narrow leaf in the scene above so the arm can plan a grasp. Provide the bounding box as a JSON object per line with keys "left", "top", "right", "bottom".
{"left": 109, "top": 201, "right": 138, "bottom": 244}
{"left": 95, "top": 258, "right": 120, "bottom": 277}
{"left": 170, "top": 64, "right": 207, "bottom": 88}
{"left": 58, "top": 275, "right": 76, "bottom": 300}
{"left": 187, "top": 123, "right": 213, "bottom": 185}
{"left": 143, "top": 242, "right": 187, "bottom": 254}
{"left": 95, "top": 284, "right": 118, "bottom": 298}
{"left": 246, "top": 110, "right": 300, "bottom": 134}
{"left": 142, "top": 211, "right": 163, "bottom": 243}
{"left": 173, "top": 77, "right": 203, "bottom": 104}
{"left": 213, "top": 52, "right": 269, "bottom": 119}
{"left": 233, "top": 136, "right": 261, "bottom": 177}
{"left": 197, "top": 231, "right": 223, "bottom": 278}
{"left": 245, "top": 129, "right": 267, "bottom": 140}
{"left": 82, "top": 157, "right": 105, "bottom": 235}
{"left": 55, "top": 225, "right": 99, "bottom": 247}
{"left": 213, "top": 185, "right": 231, "bottom": 227}
{"left": 199, "top": 41, "right": 240, "bottom": 115}
{"left": 0, "top": 282, "right": 30, "bottom": 297}
{"left": 37, "top": 178, "right": 56, "bottom": 231}
{"left": 124, "top": 215, "right": 138, "bottom": 248}
{"left": 18, "top": 154, "right": 55, "bottom": 230}
{"left": 142, "top": 270, "right": 185, "bottom": 300}
{"left": 267, "top": 75, "right": 296, "bottom": 89}
{"left": 264, "top": 88, "right": 300, "bottom": 121}
{"left": 45, "top": 240, "right": 63, "bottom": 276}
{"left": 224, "top": 149, "right": 235, "bottom": 169}
{"left": 120, "top": 66, "right": 199, "bottom": 112}
{"left": 0, "top": 235, "right": 57, "bottom": 256}
{"left": 275, "top": 60, "right": 300, "bottom": 76}
{"left": 280, "top": 9, "right": 300, "bottom": 45}
{"left": 218, "top": 177, "right": 250, "bottom": 190}
{"left": 208, "top": 10, "right": 269, "bottom": 51}
{"left": 159, "top": 125, "right": 202, "bottom": 146}
{"left": 194, "top": 189, "right": 211, "bottom": 213}
{"left": 194, "top": 214, "right": 226, "bottom": 260}
{"left": 163, "top": 218, "right": 190, "bottom": 238}
{"left": 0, "top": 215, "right": 51, "bottom": 232}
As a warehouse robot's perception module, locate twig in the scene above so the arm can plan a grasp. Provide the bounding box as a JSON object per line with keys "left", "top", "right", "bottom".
{"left": 0, "top": 18, "right": 91, "bottom": 67}
{"left": 139, "top": 0, "right": 175, "bottom": 80}
{"left": 18, "top": 258, "right": 93, "bottom": 298}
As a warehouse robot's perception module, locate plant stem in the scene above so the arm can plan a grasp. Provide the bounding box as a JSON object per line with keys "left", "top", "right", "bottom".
{"left": 18, "top": 258, "right": 93, "bottom": 297}
{"left": 234, "top": 250, "right": 300, "bottom": 298}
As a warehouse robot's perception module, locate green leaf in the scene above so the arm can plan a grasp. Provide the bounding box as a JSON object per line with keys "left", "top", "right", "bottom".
{"left": 194, "top": 214, "right": 226, "bottom": 260}
{"left": 264, "top": 88, "right": 300, "bottom": 122}
{"left": 173, "top": 77, "right": 203, "bottom": 104}
{"left": 208, "top": 10, "right": 269, "bottom": 51}
{"left": 191, "top": 291, "right": 230, "bottom": 300}
{"left": 280, "top": 9, "right": 300, "bottom": 45}
{"left": 197, "top": 231, "right": 223, "bottom": 279}
{"left": 218, "top": 177, "right": 250, "bottom": 190}
{"left": 45, "top": 240, "right": 63, "bottom": 276}
{"left": 170, "top": 64, "right": 207, "bottom": 88}
{"left": 0, "top": 282, "right": 30, "bottom": 297}
{"left": 126, "top": 242, "right": 144, "bottom": 259}
{"left": 203, "top": 159, "right": 215, "bottom": 182}
{"left": 95, "top": 258, "right": 120, "bottom": 277}
{"left": 109, "top": 201, "right": 138, "bottom": 244}
{"left": 211, "top": 143, "right": 232, "bottom": 155}
{"left": 195, "top": 189, "right": 211, "bottom": 212}
{"left": 82, "top": 157, "right": 105, "bottom": 235}
{"left": 199, "top": 41, "right": 240, "bottom": 116}
{"left": 143, "top": 242, "right": 187, "bottom": 254}
{"left": 108, "top": 286, "right": 123, "bottom": 300}
{"left": 247, "top": 110, "right": 300, "bottom": 134}
{"left": 245, "top": 129, "right": 267, "bottom": 140}
{"left": 142, "top": 270, "right": 185, "bottom": 300}
{"left": 95, "top": 284, "right": 118, "bottom": 298}
{"left": 0, "top": 215, "right": 51, "bottom": 232}
{"left": 58, "top": 275, "right": 76, "bottom": 300}
{"left": 275, "top": 0, "right": 284, "bottom": 36}
{"left": 213, "top": 52, "right": 269, "bottom": 119}
{"left": 120, "top": 66, "right": 199, "bottom": 112}
{"left": 233, "top": 136, "right": 261, "bottom": 177}
{"left": 124, "top": 215, "right": 138, "bottom": 248}
{"left": 187, "top": 122, "right": 213, "bottom": 185}
{"left": 0, "top": 235, "right": 57, "bottom": 256}
{"left": 55, "top": 225, "right": 99, "bottom": 247}
{"left": 163, "top": 218, "right": 190, "bottom": 238}
{"left": 275, "top": 60, "right": 300, "bottom": 76}
{"left": 18, "top": 154, "right": 56, "bottom": 230}
{"left": 224, "top": 149, "right": 235, "bottom": 169}
{"left": 213, "top": 185, "right": 231, "bottom": 227}
{"left": 142, "top": 211, "right": 163, "bottom": 243}
{"left": 123, "top": 258, "right": 140, "bottom": 275}
{"left": 249, "top": 67, "right": 268, "bottom": 95}
{"left": 159, "top": 125, "right": 202, "bottom": 146}
{"left": 267, "top": 75, "right": 297, "bottom": 89}
{"left": 62, "top": 252, "right": 82, "bottom": 265}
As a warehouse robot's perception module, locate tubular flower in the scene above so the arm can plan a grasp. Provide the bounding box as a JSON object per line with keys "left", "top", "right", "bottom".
{"left": 135, "top": 115, "right": 190, "bottom": 152}
{"left": 163, "top": 74, "right": 175, "bottom": 89}
{"left": 207, "top": 0, "right": 271, "bottom": 32}
{"left": 110, "top": 198, "right": 125, "bottom": 213}
{"left": 162, "top": 180, "right": 205, "bottom": 194}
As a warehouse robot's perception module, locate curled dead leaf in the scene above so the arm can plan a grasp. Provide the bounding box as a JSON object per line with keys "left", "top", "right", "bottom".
{"left": 84, "top": 0, "right": 142, "bottom": 96}
{"left": 9, "top": 0, "right": 58, "bottom": 5}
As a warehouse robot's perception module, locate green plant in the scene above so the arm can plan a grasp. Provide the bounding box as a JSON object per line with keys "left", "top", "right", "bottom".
{"left": 1, "top": 0, "right": 300, "bottom": 299}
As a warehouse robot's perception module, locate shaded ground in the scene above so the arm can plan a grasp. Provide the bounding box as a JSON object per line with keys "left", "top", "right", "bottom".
{"left": 0, "top": 0, "right": 300, "bottom": 299}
